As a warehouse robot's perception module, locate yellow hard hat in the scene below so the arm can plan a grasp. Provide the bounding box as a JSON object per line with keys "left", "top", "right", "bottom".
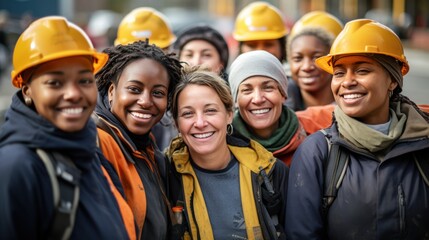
{"left": 289, "top": 11, "right": 344, "bottom": 37}
{"left": 233, "top": 1, "right": 289, "bottom": 41}
{"left": 114, "top": 7, "right": 176, "bottom": 48}
{"left": 316, "top": 19, "right": 409, "bottom": 76}
{"left": 11, "top": 16, "right": 108, "bottom": 88}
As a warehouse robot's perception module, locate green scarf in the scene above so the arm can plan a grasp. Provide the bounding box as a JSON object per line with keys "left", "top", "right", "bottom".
{"left": 334, "top": 101, "right": 429, "bottom": 153}
{"left": 233, "top": 105, "right": 299, "bottom": 152}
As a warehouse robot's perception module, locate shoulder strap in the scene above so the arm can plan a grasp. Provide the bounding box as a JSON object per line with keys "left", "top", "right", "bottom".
{"left": 320, "top": 130, "right": 350, "bottom": 218}
{"left": 36, "top": 149, "right": 81, "bottom": 240}
{"left": 414, "top": 152, "right": 429, "bottom": 187}
{"left": 259, "top": 166, "right": 286, "bottom": 240}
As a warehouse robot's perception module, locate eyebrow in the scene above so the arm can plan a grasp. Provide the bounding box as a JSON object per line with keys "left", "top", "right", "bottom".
{"left": 180, "top": 103, "right": 218, "bottom": 110}
{"left": 45, "top": 69, "right": 93, "bottom": 75}
{"left": 241, "top": 79, "right": 276, "bottom": 86}
{"left": 334, "top": 61, "right": 372, "bottom": 68}
{"left": 183, "top": 48, "right": 215, "bottom": 53}
{"left": 126, "top": 79, "right": 168, "bottom": 88}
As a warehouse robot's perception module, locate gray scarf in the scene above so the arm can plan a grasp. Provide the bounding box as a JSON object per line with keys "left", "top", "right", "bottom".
{"left": 334, "top": 105, "right": 404, "bottom": 153}
{"left": 335, "top": 102, "right": 429, "bottom": 154}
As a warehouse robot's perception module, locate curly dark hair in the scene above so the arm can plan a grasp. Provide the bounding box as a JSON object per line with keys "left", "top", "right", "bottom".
{"left": 95, "top": 40, "right": 183, "bottom": 109}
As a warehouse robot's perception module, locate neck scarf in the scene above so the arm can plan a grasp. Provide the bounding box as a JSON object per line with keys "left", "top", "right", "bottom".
{"left": 334, "top": 102, "right": 409, "bottom": 153}
{"left": 233, "top": 105, "right": 298, "bottom": 151}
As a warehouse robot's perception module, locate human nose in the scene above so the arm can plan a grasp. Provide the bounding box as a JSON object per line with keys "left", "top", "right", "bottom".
{"left": 63, "top": 83, "right": 83, "bottom": 101}
{"left": 194, "top": 112, "right": 207, "bottom": 128}
{"left": 189, "top": 55, "right": 202, "bottom": 66}
{"left": 255, "top": 43, "right": 265, "bottom": 51}
{"left": 302, "top": 57, "right": 316, "bottom": 71}
{"left": 251, "top": 88, "right": 265, "bottom": 104}
{"left": 137, "top": 91, "right": 153, "bottom": 108}
{"left": 341, "top": 71, "right": 358, "bottom": 88}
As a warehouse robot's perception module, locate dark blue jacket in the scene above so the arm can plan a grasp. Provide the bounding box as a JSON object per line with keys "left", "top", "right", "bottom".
{"left": 285, "top": 121, "right": 429, "bottom": 240}
{"left": 0, "top": 92, "right": 129, "bottom": 240}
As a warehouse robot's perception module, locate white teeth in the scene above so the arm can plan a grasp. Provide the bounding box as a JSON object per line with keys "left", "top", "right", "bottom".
{"left": 62, "top": 108, "right": 83, "bottom": 114}
{"left": 343, "top": 94, "right": 363, "bottom": 99}
{"left": 193, "top": 132, "right": 214, "bottom": 139}
{"left": 251, "top": 108, "right": 270, "bottom": 114}
{"left": 300, "top": 77, "right": 316, "bottom": 84}
{"left": 131, "top": 112, "right": 151, "bottom": 119}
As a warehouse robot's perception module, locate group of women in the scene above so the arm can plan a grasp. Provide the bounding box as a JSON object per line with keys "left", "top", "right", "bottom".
{"left": 0, "top": 1, "right": 429, "bottom": 239}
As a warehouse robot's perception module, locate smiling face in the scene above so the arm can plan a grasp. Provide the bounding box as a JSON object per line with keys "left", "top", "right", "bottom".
{"left": 289, "top": 35, "right": 332, "bottom": 93}
{"left": 241, "top": 39, "right": 283, "bottom": 61}
{"left": 179, "top": 39, "right": 224, "bottom": 75}
{"left": 332, "top": 55, "right": 398, "bottom": 124}
{"left": 108, "top": 58, "right": 169, "bottom": 135}
{"left": 22, "top": 56, "right": 96, "bottom": 132}
{"left": 176, "top": 84, "right": 232, "bottom": 160}
{"left": 236, "top": 76, "right": 285, "bottom": 138}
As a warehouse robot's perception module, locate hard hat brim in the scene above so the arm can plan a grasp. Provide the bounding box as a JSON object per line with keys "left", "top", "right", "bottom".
{"left": 11, "top": 50, "right": 108, "bottom": 88}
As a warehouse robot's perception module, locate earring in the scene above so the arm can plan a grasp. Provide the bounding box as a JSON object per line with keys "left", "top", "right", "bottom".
{"left": 389, "top": 90, "right": 393, "bottom": 98}
{"left": 227, "top": 124, "right": 233, "bottom": 136}
{"left": 24, "top": 97, "right": 32, "bottom": 106}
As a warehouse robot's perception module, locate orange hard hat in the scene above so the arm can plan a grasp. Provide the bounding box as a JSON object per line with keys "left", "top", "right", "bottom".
{"left": 233, "top": 1, "right": 288, "bottom": 41}
{"left": 290, "top": 11, "right": 344, "bottom": 37}
{"left": 11, "top": 16, "right": 108, "bottom": 88}
{"left": 316, "top": 19, "right": 409, "bottom": 76}
{"left": 115, "top": 7, "right": 176, "bottom": 48}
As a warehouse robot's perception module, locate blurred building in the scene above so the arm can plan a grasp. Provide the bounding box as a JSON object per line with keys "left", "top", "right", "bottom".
{"left": 0, "top": 0, "right": 428, "bottom": 49}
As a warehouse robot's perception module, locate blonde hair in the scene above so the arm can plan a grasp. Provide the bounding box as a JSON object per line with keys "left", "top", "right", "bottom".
{"left": 171, "top": 66, "right": 234, "bottom": 122}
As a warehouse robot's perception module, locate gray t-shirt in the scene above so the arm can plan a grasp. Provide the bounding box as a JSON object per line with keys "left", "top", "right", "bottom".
{"left": 193, "top": 156, "right": 248, "bottom": 240}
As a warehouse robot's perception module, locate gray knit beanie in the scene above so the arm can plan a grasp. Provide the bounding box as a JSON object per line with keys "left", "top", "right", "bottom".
{"left": 228, "top": 50, "right": 288, "bottom": 103}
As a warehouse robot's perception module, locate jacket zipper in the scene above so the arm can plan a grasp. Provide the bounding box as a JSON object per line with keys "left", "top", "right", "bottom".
{"left": 398, "top": 184, "right": 406, "bottom": 236}
{"left": 189, "top": 191, "right": 201, "bottom": 240}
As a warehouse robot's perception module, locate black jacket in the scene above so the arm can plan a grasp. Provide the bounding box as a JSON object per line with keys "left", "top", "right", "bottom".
{"left": 0, "top": 92, "right": 128, "bottom": 239}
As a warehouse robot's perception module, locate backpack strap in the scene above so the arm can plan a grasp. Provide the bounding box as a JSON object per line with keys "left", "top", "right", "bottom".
{"left": 414, "top": 152, "right": 429, "bottom": 187}
{"left": 36, "top": 149, "right": 81, "bottom": 240}
{"left": 259, "top": 166, "right": 286, "bottom": 240}
{"left": 320, "top": 130, "right": 350, "bottom": 219}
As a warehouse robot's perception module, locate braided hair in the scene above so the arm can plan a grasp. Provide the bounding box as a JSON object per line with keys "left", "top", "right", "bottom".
{"left": 96, "top": 40, "right": 183, "bottom": 109}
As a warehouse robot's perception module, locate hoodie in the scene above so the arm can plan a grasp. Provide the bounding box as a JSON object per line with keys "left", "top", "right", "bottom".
{"left": 0, "top": 92, "right": 129, "bottom": 240}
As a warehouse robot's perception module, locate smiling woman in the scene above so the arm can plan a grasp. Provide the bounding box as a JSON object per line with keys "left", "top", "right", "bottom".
{"left": 286, "top": 19, "right": 429, "bottom": 240}
{"left": 228, "top": 50, "right": 307, "bottom": 166}
{"left": 94, "top": 39, "right": 183, "bottom": 240}
{"left": 21, "top": 56, "right": 96, "bottom": 132}
{"left": 0, "top": 16, "right": 133, "bottom": 239}
{"left": 167, "top": 66, "right": 289, "bottom": 240}
{"left": 285, "top": 11, "right": 343, "bottom": 111}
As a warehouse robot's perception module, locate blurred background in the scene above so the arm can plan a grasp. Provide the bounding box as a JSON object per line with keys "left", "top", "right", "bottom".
{"left": 1, "top": 0, "right": 428, "bottom": 51}
{"left": 0, "top": 0, "right": 428, "bottom": 110}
